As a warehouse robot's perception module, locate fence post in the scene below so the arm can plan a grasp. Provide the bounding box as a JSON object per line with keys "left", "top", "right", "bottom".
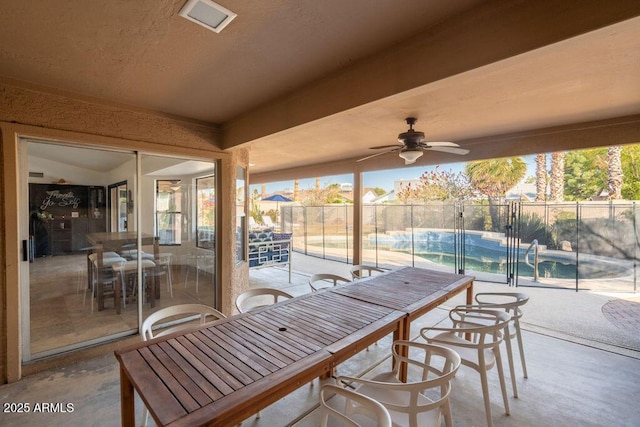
{"left": 410, "top": 204, "right": 415, "bottom": 268}
{"left": 575, "top": 202, "right": 580, "bottom": 292}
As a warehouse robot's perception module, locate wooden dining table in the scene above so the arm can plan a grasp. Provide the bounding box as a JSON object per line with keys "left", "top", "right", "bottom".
{"left": 115, "top": 267, "right": 474, "bottom": 427}
{"left": 330, "top": 267, "right": 474, "bottom": 380}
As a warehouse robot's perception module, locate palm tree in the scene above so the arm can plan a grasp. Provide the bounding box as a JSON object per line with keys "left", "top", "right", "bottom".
{"left": 607, "top": 146, "right": 623, "bottom": 199}
{"left": 293, "top": 179, "right": 299, "bottom": 201}
{"left": 465, "top": 157, "right": 527, "bottom": 202}
{"left": 465, "top": 157, "right": 527, "bottom": 230}
{"left": 550, "top": 151, "right": 565, "bottom": 201}
{"left": 535, "top": 153, "right": 546, "bottom": 201}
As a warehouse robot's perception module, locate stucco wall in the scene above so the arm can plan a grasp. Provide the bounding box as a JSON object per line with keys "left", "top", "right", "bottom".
{"left": 0, "top": 80, "right": 249, "bottom": 382}
{"left": 219, "top": 148, "right": 251, "bottom": 316}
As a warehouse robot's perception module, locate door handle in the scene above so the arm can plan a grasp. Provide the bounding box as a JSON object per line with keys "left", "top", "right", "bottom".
{"left": 23, "top": 238, "right": 34, "bottom": 262}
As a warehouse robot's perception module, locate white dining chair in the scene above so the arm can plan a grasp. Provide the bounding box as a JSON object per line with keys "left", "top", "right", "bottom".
{"left": 420, "top": 307, "right": 511, "bottom": 427}
{"left": 336, "top": 341, "right": 461, "bottom": 427}
{"left": 235, "top": 288, "right": 293, "bottom": 313}
{"left": 350, "top": 265, "right": 384, "bottom": 280}
{"left": 468, "top": 292, "right": 530, "bottom": 398}
{"left": 320, "top": 383, "right": 392, "bottom": 427}
{"left": 309, "top": 273, "right": 351, "bottom": 291}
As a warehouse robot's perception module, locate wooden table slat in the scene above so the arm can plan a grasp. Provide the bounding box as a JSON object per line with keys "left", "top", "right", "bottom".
{"left": 170, "top": 337, "right": 238, "bottom": 395}
{"left": 117, "top": 350, "right": 188, "bottom": 426}
{"left": 138, "top": 346, "right": 202, "bottom": 413}
{"left": 252, "top": 307, "right": 340, "bottom": 345}
{"left": 185, "top": 333, "right": 262, "bottom": 384}
{"left": 217, "top": 322, "right": 298, "bottom": 365}
{"left": 201, "top": 326, "right": 285, "bottom": 372}
{"left": 156, "top": 341, "right": 224, "bottom": 401}
{"left": 235, "top": 316, "right": 322, "bottom": 354}
{"left": 149, "top": 343, "right": 215, "bottom": 407}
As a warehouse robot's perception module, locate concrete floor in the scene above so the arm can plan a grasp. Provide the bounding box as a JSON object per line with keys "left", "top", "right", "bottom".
{"left": 2, "top": 254, "right": 640, "bottom": 426}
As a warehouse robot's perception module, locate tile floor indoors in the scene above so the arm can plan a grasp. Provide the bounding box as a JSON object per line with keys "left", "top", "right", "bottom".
{"left": 2, "top": 254, "right": 640, "bottom": 426}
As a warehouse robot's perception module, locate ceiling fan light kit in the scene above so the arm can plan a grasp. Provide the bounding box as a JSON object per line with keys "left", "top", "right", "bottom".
{"left": 357, "top": 117, "right": 469, "bottom": 165}
{"left": 399, "top": 149, "right": 423, "bottom": 165}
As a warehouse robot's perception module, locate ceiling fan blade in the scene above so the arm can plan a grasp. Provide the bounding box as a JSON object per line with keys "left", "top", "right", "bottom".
{"left": 368, "top": 144, "right": 403, "bottom": 150}
{"left": 419, "top": 141, "right": 460, "bottom": 147}
{"left": 357, "top": 149, "right": 397, "bottom": 162}
{"left": 426, "top": 146, "right": 470, "bottom": 155}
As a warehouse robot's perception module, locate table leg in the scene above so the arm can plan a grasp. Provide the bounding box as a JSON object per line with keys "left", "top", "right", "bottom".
{"left": 96, "top": 245, "right": 105, "bottom": 311}
{"left": 153, "top": 237, "right": 160, "bottom": 300}
{"left": 120, "top": 366, "right": 135, "bottom": 427}
{"left": 465, "top": 281, "right": 474, "bottom": 340}
{"left": 394, "top": 318, "right": 410, "bottom": 382}
{"left": 115, "top": 269, "right": 122, "bottom": 315}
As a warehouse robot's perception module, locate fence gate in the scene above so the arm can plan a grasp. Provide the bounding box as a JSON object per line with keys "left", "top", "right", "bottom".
{"left": 454, "top": 202, "right": 465, "bottom": 275}
{"left": 505, "top": 201, "right": 521, "bottom": 286}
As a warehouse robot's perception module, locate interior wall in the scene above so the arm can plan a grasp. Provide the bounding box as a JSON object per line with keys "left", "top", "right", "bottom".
{"left": 0, "top": 81, "right": 232, "bottom": 383}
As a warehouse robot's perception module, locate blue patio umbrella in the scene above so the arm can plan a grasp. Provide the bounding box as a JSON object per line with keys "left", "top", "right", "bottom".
{"left": 261, "top": 194, "right": 293, "bottom": 224}
{"left": 262, "top": 194, "right": 293, "bottom": 202}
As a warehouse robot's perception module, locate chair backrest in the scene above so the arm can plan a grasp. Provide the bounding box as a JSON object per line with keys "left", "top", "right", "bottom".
{"left": 474, "top": 292, "right": 529, "bottom": 322}
{"left": 141, "top": 304, "right": 226, "bottom": 340}
{"left": 235, "top": 288, "right": 294, "bottom": 313}
{"left": 309, "top": 273, "right": 351, "bottom": 291}
{"left": 350, "top": 265, "right": 384, "bottom": 280}
{"left": 320, "top": 384, "right": 392, "bottom": 427}
{"left": 448, "top": 307, "right": 512, "bottom": 349}
{"left": 386, "top": 341, "right": 461, "bottom": 423}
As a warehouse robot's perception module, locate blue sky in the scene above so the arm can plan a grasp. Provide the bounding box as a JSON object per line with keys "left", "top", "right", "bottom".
{"left": 252, "top": 155, "right": 537, "bottom": 194}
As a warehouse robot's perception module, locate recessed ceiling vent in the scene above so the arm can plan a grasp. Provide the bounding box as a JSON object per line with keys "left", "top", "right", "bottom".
{"left": 179, "top": 0, "right": 236, "bottom": 33}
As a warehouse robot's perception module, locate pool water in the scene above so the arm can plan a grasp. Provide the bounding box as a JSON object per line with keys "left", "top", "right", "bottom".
{"left": 414, "top": 252, "right": 627, "bottom": 279}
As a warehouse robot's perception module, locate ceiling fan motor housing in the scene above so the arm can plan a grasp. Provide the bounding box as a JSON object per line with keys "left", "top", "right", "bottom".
{"left": 397, "top": 130, "right": 425, "bottom": 148}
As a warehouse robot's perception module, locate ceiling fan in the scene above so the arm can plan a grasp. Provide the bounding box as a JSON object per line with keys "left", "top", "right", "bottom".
{"left": 357, "top": 117, "right": 470, "bottom": 165}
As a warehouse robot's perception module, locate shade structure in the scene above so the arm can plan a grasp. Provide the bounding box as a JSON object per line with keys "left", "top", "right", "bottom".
{"left": 262, "top": 194, "right": 293, "bottom": 202}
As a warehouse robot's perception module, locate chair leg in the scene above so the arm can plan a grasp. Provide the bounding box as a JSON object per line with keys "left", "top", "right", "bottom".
{"left": 167, "top": 265, "right": 173, "bottom": 298}
{"left": 504, "top": 334, "right": 518, "bottom": 397}
{"left": 494, "top": 347, "right": 511, "bottom": 416}
{"left": 515, "top": 320, "right": 528, "bottom": 378}
{"left": 479, "top": 367, "right": 494, "bottom": 427}
{"left": 478, "top": 351, "right": 494, "bottom": 427}
{"left": 442, "top": 398, "right": 454, "bottom": 427}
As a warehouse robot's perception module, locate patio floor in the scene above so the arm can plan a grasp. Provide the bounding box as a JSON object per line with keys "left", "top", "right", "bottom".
{"left": 2, "top": 253, "right": 639, "bottom": 426}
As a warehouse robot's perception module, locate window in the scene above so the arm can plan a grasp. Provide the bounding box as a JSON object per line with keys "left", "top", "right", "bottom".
{"left": 156, "top": 180, "right": 182, "bottom": 245}
{"left": 236, "top": 166, "right": 246, "bottom": 262}
{"left": 196, "top": 175, "right": 215, "bottom": 249}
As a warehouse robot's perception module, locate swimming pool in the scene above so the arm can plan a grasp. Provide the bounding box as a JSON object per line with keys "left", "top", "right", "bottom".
{"left": 359, "top": 229, "right": 631, "bottom": 279}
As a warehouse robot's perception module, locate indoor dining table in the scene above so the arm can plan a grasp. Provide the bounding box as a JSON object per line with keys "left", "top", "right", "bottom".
{"left": 86, "top": 231, "right": 159, "bottom": 312}
{"left": 115, "top": 267, "right": 474, "bottom": 426}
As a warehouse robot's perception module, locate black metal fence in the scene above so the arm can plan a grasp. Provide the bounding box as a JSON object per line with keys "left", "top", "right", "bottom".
{"left": 281, "top": 201, "right": 639, "bottom": 293}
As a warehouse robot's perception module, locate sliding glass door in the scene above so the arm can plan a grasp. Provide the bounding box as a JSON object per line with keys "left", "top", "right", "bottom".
{"left": 21, "top": 139, "right": 218, "bottom": 361}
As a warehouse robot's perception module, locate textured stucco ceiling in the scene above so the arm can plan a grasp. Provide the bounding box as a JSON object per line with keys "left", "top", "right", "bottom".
{"left": 1, "top": 0, "right": 639, "bottom": 178}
